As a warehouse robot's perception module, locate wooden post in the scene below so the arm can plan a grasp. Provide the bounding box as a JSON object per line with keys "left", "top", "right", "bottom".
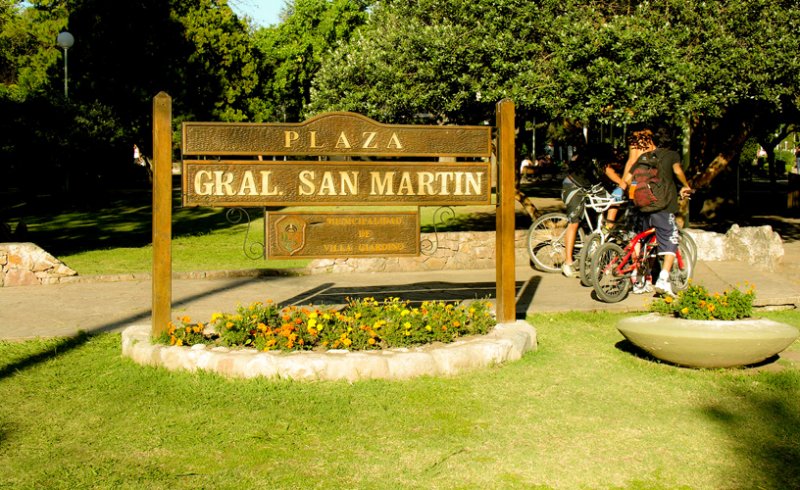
{"left": 495, "top": 99, "right": 516, "bottom": 323}
{"left": 152, "top": 92, "right": 172, "bottom": 336}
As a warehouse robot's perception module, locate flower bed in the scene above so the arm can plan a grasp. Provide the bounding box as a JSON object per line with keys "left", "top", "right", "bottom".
{"left": 157, "top": 297, "right": 496, "bottom": 352}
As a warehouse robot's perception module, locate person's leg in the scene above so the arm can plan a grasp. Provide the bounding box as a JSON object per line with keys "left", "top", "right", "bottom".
{"left": 650, "top": 212, "right": 679, "bottom": 295}
{"left": 561, "top": 182, "right": 583, "bottom": 277}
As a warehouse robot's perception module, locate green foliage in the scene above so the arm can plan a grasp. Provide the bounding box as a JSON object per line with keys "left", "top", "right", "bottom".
{"left": 158, "top": 296, "right": 496, "bottom": 351}
{"left": 254, "top": 0, "right": 370, "bottom": 121}
{"left": 650, "top": 282, "right": 755, "bottom": 321}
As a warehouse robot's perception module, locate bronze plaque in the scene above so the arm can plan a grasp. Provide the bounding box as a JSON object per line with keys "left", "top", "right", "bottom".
{"left": 267, "top": 211, "right": 420, "bottom": 258}
{"left": 182, "top": 160, "right": 491, "bottom": 207}
{"left": 182, "top": 112, "right": 491, "bottom": 157}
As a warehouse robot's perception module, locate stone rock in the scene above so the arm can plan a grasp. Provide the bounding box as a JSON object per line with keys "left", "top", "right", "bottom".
{"left": 0, "top": 242, "right": 77, "bottom": 287}
{"left": 725, "top": 224, "right": 784, "bottom": 271}
{"left": 684, "top": 229, "right": 727, "bottom": 261}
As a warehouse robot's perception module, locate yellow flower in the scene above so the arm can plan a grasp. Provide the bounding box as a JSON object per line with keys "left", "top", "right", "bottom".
{"left": 425, "top": 325, "right": 432, "bottom": 331}
{"left": 368, "top": 338, "right": 376, "bottom": 345}
{"left": 664, "top": 296, "right": 673, "bottom": 304}
{"left": 403, "top": 322, "right": 411, "bottom": 329}
{"left": 681, "top": 307, "right": 689, "bottom": 314}
{"left": 211, "top": 313, "right": 223, "bottom": 322}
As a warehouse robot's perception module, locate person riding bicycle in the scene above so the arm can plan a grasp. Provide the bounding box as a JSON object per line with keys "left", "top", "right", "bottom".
{"left": 622, "top": 126, "right": 692, "bottom": 296}
{"left": 561, "top": 142, "right": 627, "bottom": 278}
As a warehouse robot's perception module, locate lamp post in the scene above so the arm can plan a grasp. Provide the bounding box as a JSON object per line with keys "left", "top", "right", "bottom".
{"left": 56, "top": 31, "right": 74, "bottom": 99}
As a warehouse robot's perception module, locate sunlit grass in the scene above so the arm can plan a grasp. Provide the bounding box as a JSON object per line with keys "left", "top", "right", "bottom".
{"left": 1, "top": 311, "right": 798, "bottom": 489}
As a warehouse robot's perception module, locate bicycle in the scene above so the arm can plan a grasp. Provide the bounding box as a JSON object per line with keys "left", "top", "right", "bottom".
{"left": 579, "top": 210, "right": 698, "bottom": 287}
{"left": 527, "top": 184, "right": 622, "bottom": 273}
{"left": 590, "top": 227, "right": 693, "bottom": 303}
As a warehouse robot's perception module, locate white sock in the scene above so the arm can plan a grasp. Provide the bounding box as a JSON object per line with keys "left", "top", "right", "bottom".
{"left": 658, "top": 270, "right": 669, "bottom": 281}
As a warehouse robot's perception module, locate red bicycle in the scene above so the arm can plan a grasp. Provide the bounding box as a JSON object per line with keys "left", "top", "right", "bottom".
{"left": 590, "top": 227, "right": 693, "bottom": 303}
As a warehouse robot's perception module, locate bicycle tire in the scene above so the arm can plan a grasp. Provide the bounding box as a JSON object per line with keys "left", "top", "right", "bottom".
{"left": 578, "top": 232, "right": 604, "bottom": 287}
{"left": 670, "top": 241, "right": 694, "bottom": 293}
{"left": 678, "top": 229, "right": 698, "bottom": 269}
{"left": 527, "top": 212, "right": 569, "bottom": 272}
{"left": 591, "top": 242, "right": 631, "bottom": 303}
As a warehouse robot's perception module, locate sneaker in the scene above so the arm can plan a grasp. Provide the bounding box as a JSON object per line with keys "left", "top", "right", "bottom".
{"left": 654, "top": 278, "right": 676, "bottom": 297}
{"left": 562, "top": 262, "right": 576, "bottom": 278}
{"left": 632, "top": 281, "right": 654, "bottom": 294}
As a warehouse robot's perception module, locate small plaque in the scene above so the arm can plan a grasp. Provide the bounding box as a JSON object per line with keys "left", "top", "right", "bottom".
{"left": 267, "top": 211, "right": 420, "bottom": 258}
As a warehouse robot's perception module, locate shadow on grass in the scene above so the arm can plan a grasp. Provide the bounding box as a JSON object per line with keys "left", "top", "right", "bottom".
{"left": 615, "top": 338, "right": 800, "bottom": 487}
{"left": 4, "top": 188, "right": 243, "bottom": 256}
{"left": 700, "top": 373, "right": 800, "bottom": 488}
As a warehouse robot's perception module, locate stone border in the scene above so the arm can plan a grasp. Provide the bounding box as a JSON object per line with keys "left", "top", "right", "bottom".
{"left": 121, "top": 321, "right": 537, "bottom": 381}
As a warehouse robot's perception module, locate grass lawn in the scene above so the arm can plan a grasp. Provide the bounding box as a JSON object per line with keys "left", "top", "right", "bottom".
{"left": 5, "top": 188, "right": 539, "bottom": 276}
{"left": 2, "top": 310, "right": 799, "bottom": 489}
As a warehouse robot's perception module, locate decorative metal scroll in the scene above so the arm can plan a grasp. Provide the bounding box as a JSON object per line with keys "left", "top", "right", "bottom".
{"left": 225, "top": 208, "right": 265, "bottom": 260}
{"left": 420, "top": 206, "right": 455, "bottom": 256}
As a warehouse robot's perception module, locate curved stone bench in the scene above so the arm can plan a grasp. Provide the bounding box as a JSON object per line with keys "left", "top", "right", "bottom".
{"left": 121, "top": 321, "right": 537, "bottom": 381}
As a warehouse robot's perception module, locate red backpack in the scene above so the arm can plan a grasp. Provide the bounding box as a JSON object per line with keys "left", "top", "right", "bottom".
{"left": 631, "top": 151, "right": 670, "bottom": 212}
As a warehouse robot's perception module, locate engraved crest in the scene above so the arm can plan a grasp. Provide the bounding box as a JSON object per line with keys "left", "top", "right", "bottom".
{"left": 275, "top": 215, "right": 307, "bottom": 255}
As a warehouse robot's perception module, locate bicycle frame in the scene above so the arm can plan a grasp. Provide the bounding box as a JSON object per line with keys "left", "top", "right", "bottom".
{"left": 607, "top": 228, "right": 686, "bottom": 278}
{"left": 579, "top": 188, "right": 621, "bottom": 238}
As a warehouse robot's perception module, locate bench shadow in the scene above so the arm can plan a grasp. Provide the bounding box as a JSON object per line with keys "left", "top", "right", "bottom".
{"left": 279, "top": 278, "right": 539, "bottom": 322}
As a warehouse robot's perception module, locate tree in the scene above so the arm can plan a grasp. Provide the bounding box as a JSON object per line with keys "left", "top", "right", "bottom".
{"left": 0, "top": 0, "right": 266, "bottom": 193}
{"left": 254, "top": 0, "right": 370, "bottom": 122}
{"left": 309, "top": 0, "right": 800, "bottom": 191}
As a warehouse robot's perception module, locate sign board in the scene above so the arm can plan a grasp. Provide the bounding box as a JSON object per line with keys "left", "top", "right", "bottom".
{"left": 182, "top": 161, "right": 491, "bottom": 207}
{"left": 267, "top": 211, "right": 420, "bottom": 259}
{"left": 182, "top": 112, "right": 491, "bottom": 157}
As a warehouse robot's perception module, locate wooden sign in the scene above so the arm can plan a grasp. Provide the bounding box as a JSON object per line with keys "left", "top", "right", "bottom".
{"left": 182, "top": 112, "right": 491, "bottom": 157}
{"left": 266, "top": 211, "right": 420, "bottom": 258}
{"left": 182, "top": 161, "right": 491, "bottom": 207}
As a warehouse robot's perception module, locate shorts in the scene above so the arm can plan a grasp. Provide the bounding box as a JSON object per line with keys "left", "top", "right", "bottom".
{"left": 648, "top": 211, "right": 679, "bottom": 256}
{"left": 561, "top": 180, "right": 585, "bottom": 223}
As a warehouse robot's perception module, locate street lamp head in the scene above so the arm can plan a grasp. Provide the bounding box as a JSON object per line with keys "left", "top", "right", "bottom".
{"left": 56, "top": 31, "right": 74, "bottom": 49}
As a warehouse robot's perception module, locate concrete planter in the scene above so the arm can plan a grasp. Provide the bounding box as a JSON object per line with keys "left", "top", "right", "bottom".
{"left": 617, "top": 313, "right": 799, "bottom": 368}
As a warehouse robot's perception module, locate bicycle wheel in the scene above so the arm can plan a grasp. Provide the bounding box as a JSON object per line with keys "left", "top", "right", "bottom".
{"left": 591, "top": 242, "right": 631, "bottom": 303}
{"left": 527, "top": 212, "right": 569, "bottom": 272}
{"left": 578, "top": 232, "right": 603, "bottom": 287}
{"left": 670, "top": 241, "right": 694, "bottom": 293}
{"left": 678, "top": 229, "right": 698, "bottom": 269}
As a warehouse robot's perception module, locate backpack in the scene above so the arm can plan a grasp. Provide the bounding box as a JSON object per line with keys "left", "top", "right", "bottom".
{"left": 631, "top": 151, "right": 670, "bottom": 212}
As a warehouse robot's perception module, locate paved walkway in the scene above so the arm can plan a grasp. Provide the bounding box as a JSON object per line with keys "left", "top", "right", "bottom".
{"left": 2, "top": 249, "right": 800, "bottom": 340}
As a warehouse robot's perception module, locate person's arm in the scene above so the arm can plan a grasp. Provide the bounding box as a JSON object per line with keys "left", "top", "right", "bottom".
{"left": 604, "top": 165, "right": 626, "bottom": 189}
{"left": 622, "top": 147, "right": 646, "bottom": 181}
{"left": 672, "top": 162, "right": 692, "bottom": 198}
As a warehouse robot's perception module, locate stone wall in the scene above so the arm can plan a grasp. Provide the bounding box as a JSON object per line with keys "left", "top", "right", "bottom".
{"left": 306, "top": 230, "right": 530, "bottom": 274}
{"left": 0, "top": 243, "right": 77, "bottom": 287}
{"left": 0, "top": 225, "right": 786, "bottom": 286}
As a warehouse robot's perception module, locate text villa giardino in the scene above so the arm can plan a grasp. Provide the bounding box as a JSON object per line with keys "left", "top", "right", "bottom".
{"left": 192, "top": 169, "right": 485, "bottom": 197}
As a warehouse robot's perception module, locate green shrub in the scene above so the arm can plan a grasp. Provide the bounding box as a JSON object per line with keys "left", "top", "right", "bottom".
{"left": 156, "top": 297, "right": 496, "bottom": 351}
{"left": 650, "top": 282, "right": 755, "bottom": 320}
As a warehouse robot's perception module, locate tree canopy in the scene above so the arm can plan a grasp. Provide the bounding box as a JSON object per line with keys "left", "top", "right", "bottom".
{"left": 1, "top": 0, "right": 798, "bottom": 193}
{"left": 309, "top": 0, "right": 800, "bottom": 186}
